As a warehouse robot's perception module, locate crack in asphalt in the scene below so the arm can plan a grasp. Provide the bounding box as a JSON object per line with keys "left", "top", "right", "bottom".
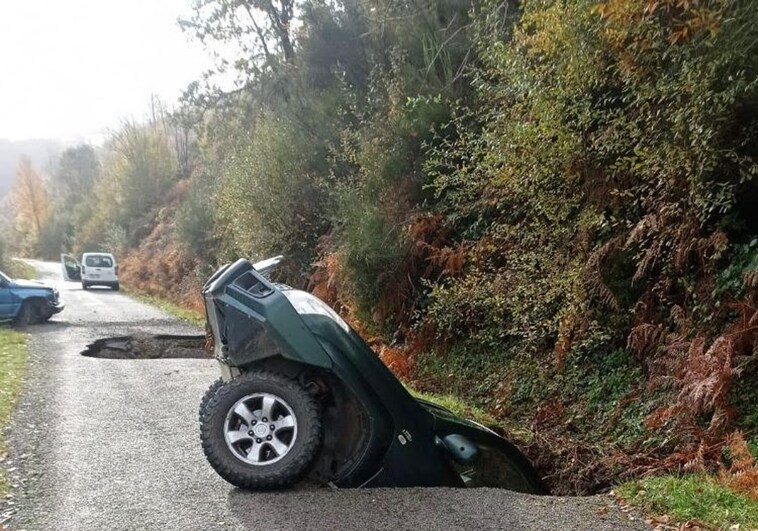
{"left": 1, "top": 261, "right": 649, "bottom": 531}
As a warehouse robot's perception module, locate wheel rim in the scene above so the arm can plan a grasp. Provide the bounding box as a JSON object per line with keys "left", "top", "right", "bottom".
{"left": 223, "top": 392, "right": 298, "bottom": 466}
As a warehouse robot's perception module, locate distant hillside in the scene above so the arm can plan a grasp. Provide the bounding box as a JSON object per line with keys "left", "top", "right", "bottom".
{"left": 0, "top": 138, "right": 62, "bottom": 198}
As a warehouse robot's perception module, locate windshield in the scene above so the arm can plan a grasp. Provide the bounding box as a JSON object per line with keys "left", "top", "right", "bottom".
{"left": 85, "top": 255, "right": 114, "bottom": 267}
{"left": 281, "top": 290, "right": 351, "bottom": 333}
{"left": 0, "top": 271, "right": 11, "bottom": 284}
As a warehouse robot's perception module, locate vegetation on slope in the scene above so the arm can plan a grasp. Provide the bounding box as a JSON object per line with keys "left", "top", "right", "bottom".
{"left": 1, "top": 0, "right": 757, "bottom": 503}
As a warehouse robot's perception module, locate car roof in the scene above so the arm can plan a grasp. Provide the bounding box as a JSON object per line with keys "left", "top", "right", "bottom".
{"left": 82, "top": 252, "right": 115, "bottom": 257}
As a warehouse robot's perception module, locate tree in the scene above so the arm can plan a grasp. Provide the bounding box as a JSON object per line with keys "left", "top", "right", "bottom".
{"left": 73, "top": 121, "right": 178, "bottom": 251}
{"left": 10, "top": 156, "right": 53, "bottom": 250}
{"left": 180, "top": 0, "right": 296, "bottom": 82}
{"left": 54, "top": 145, "right": 100, "bottom": 207}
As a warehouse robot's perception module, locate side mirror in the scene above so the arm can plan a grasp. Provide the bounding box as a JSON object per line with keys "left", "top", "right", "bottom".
{"left": 252, "top": 255, "right": 284, "bottom": 277}
{"left": 437, "top": 434, "right": 479, "bottom": 465}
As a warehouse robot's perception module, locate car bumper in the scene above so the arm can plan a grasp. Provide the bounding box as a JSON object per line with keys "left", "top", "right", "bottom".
{"left": 83, "top": 279, "right": 118, "bottom": 285}
{"left": 47, "top": 300, "right": 65, "bottom": 314}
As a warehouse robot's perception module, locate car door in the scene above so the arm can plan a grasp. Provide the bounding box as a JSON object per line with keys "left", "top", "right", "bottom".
{"left": 99, "top": 255, "right": 115, "bottom": 281}
{"left": 61, "top": 253, "right": 81, "bottom": 281}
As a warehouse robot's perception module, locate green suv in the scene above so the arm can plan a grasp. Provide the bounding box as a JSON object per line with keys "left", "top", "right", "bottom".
{"left": 199, "top": 257, "right": 547, "bottom": 493}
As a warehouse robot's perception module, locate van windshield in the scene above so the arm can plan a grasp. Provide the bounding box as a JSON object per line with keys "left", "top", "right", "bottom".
{"left": 85, "top": 255, "right": 113, "bottom": 267}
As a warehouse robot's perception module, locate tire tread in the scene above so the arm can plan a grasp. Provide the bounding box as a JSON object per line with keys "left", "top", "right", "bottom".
{"left": 199, "top": 370, "right": 322, "bottom": 490}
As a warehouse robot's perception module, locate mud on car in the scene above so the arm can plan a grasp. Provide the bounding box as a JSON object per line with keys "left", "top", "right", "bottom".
{"left": 199, "top": 257, "right": 547, "bottom": 493}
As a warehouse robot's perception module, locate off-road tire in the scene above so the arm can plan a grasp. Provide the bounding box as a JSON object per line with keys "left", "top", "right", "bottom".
{"left": 199, "top": 378, "right": 224, "bottom": 421}
{"left": 199, "top": 370, "right": 322, "bottom": 490}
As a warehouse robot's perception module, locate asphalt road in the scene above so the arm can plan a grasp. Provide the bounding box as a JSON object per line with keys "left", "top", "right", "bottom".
{"left": 1, "top": 260, "right": 649, "bottom": 531}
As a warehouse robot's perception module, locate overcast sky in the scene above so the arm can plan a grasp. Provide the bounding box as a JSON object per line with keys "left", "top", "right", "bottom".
{"left": 0, "top": 0, "right": 214, "bottom": 142}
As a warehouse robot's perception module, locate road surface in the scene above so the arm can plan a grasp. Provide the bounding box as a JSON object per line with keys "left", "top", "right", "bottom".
{"left": 1, "top": 260, "right": 648, "bottom": 530}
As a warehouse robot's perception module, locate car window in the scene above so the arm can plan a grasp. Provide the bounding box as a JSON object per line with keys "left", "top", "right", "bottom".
{"left": 0, "top": 271, "right": 10, "bottom": 284}
{"left": 85, "top": 255, "right": 114, "bottom": 267}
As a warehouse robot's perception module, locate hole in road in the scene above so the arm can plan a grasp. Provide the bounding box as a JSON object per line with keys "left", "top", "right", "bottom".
{"left": 81, "top": 334, "right": 210, "bottom": 359}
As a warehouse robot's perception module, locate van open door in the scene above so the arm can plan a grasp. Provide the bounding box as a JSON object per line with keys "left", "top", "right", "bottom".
{"left": 61, "top": 254, "right": 81, "bottom": 281}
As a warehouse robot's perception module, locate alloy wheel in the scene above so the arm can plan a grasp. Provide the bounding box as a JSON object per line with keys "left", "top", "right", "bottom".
{"left": 223, "top": 392, "right": 298, "bottom": 465}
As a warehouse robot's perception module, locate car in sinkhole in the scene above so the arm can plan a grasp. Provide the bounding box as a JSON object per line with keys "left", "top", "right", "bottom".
{"left": 198, "top": 256, "right": 548, "bottom": 493}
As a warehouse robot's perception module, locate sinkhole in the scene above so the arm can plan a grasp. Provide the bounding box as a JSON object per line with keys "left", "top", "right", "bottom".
{"left": 81, "top": 334, "right": 210, "bottom": 359}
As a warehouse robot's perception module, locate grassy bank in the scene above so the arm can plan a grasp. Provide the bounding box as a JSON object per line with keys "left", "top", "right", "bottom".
{"left": 0, "top": 328, "right": 29, "bottom": 496}
{"left": 4, "top": 260, "right": 36, "bottom": 280}
{"left": 408, "top": 387, "right": 498, "bottom": 427}
{"left": 127, "top": 291, "right": 205, "bottom": 327}
{"left": 618, "top": 475, "right": 758, "bottom": 530}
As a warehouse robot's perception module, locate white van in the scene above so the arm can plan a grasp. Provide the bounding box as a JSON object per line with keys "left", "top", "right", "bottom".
{"left": 61, "top": 252, "right": 119, "bottom": 291}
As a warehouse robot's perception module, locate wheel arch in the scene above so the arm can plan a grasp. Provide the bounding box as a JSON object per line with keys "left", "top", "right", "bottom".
{"left": 237, "top": 356, "right": 388, "bottom": 486}
{"left": 199, "top": 369, "right": 323, "bottom": 490}
{"left": 13, "top": 296, "right": 47, "bottom": 323}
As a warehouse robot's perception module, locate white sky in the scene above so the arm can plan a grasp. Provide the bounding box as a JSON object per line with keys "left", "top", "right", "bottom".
{"left": 0, "top": 0, "right": 214, "bottom": 142}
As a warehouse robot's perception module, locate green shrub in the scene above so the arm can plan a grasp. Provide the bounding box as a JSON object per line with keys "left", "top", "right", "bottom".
{"left": 176, "top": 175, "right": 217, "bottom": 261}
{"left": 213, "top": 114, "right": 332, "bottom": 272}
{"left": 715, "top": 238, "right": 758, "bottom": 298}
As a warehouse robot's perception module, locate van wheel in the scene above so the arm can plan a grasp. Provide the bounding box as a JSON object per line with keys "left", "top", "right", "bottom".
{"left": 113, "top": 282, "right": 120, "bottom": 291}
{"left": 199, "top": 371, "right": 322, "bottom": 490}
{"left": 82, "top": 282, "right": 89, "bottom": 290}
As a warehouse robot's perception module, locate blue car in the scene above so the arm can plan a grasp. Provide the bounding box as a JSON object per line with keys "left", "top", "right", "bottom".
{"left": 0, "top": 270, "right": 64, "bottom": 324}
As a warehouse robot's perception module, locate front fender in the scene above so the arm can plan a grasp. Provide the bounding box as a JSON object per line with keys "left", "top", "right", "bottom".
{"left": 204, "top": 259, "right": 333, "bottom": 370}
{"left": 12, "top": 288, "right": 50, "bottom": 300}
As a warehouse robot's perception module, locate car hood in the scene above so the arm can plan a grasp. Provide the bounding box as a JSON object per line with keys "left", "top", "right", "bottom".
{"left": 416, "top": 398, "right": 499, "bottom": 436}
{"left": 12, "top": 279, "right": 52, "bottom": 290}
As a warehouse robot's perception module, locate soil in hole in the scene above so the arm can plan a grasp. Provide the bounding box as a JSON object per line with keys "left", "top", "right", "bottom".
{"left": 82, "top": 334, "right": 210, "bottom": 359}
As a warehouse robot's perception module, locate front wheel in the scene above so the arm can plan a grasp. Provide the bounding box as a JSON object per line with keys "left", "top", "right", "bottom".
{"left": 199, "top": 371, "right": 322, "bottom": 490}
{"left": 14, "top": 301, "right": 38, "bottom": 325}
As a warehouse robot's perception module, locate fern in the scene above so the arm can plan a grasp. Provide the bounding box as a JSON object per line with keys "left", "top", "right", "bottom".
{"left": 721, "top": 431, "right": 758, "bottom": 501}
